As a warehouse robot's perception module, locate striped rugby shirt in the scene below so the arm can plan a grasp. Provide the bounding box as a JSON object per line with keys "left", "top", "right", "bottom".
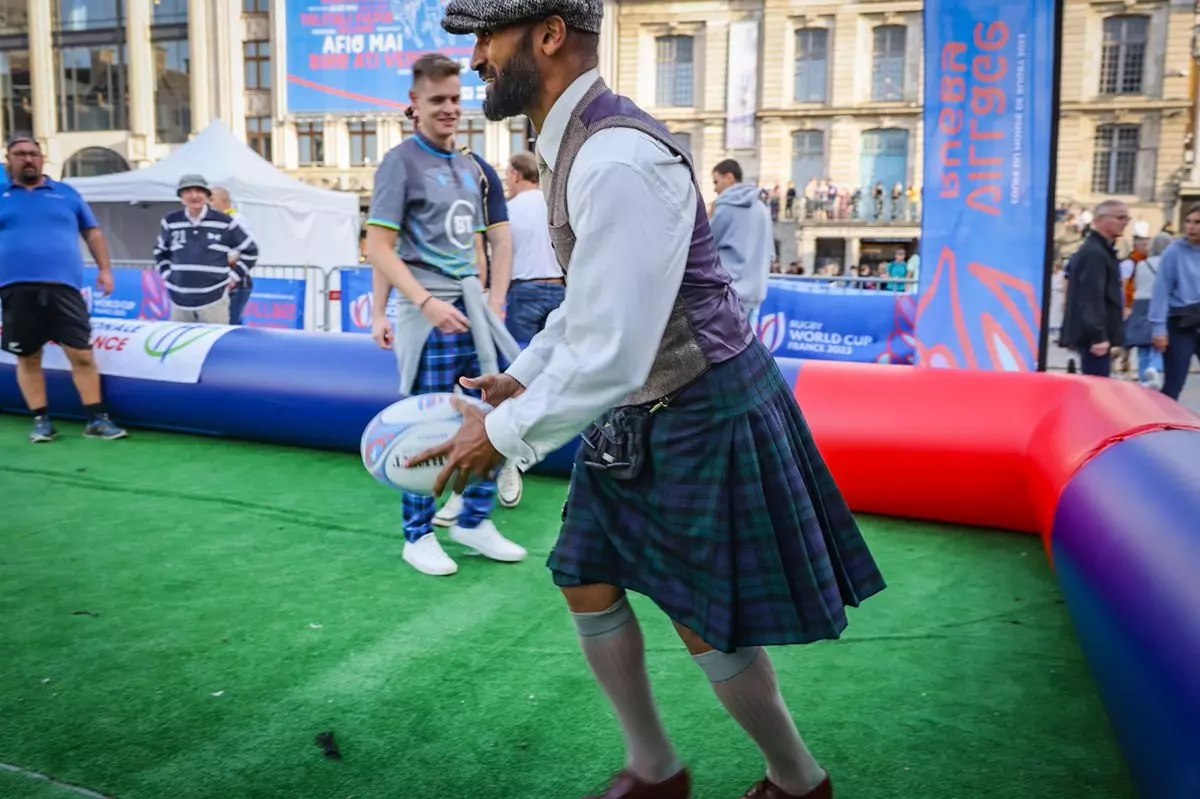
{"left": 153, "top": 206, "right": 258, "bottom": 309}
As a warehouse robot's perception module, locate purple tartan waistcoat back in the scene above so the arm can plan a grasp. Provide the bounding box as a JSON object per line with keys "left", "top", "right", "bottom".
{"left": 545, "top": 77, "right": 753, "bottom": 406}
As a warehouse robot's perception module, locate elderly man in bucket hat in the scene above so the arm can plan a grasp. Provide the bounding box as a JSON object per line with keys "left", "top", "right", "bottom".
{"left": 152, "top": 173, "right": 258, "bottom": 324}
{"left": 406, "top": 1, "right": 887, "bottom": 797}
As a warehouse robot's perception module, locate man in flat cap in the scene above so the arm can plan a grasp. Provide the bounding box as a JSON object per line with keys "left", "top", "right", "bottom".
{"left": 153, "top": 174, "right": 258, "bottom": 325}
{"left": 411, "top": 3, "right": 886, "bottom": 798}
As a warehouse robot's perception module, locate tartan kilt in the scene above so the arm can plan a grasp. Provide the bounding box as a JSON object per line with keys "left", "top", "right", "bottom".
{"left": 549, "top": 338, "right": 887, "bottom": 653}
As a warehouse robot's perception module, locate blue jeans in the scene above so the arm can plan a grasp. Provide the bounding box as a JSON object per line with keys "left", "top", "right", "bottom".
{"left": 402, "top": 316, "right": 496, "bottom": 542}
{"left": 505, "top": 280, "right": 566, "bottom": 345}
{"left": 1137, "top": 347, "right": 1164, "bottom": 383}
{"left": 229, "top": 286, "right": 251, "bottom": 326}
{"left": 1161, "top": 319, "right": 1200, "bottom": 400}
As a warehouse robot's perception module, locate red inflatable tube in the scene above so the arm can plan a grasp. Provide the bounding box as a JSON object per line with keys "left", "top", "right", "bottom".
{"left": 788, "top": 360, "right": 1200, "bottom": 550}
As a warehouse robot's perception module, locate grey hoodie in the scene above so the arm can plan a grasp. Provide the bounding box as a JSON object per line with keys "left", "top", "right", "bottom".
{"left": 710, "top": 182, "right": 774, "bottom": 308}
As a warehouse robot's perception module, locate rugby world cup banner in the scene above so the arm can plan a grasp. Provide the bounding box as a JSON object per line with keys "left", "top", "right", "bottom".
{"left": 79, "top": 268, "right": 306, "bottom": 330}
{"left": 0, "top": 319, "right": 234, "bottom": 384}
{"left": 340, "top": 267, "right": 399, "bottom": 333}
{"left": 285, "top": 1, "right": 486, "bottom": 114}
{"left": 914, "top": 0, "right": 1058, "bottom": 370}
{"left": 754, "top": 279, "right": 915, "bottom": 365}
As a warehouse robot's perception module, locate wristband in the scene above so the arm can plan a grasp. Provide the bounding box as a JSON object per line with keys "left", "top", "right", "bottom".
{"left": 418, "top": 296, "right": 433, "bottom": 310}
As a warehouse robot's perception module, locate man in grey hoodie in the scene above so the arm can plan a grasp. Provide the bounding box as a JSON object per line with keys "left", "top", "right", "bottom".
{"left": 711, "top": 159, "right": 774, "bottom": 319}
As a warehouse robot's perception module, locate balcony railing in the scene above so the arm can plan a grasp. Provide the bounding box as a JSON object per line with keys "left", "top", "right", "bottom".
{"left": 783, "top": 196, "right": 922, "bottom": 225}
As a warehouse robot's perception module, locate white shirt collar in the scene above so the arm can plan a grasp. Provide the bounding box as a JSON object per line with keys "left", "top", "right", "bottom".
{"left": 535, "top": 68, "right": 600, "bottom": 172}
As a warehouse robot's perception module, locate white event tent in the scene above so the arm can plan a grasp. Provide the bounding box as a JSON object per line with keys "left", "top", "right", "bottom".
{"left": 65, "top": 120, "right": 362, "bottom": 269}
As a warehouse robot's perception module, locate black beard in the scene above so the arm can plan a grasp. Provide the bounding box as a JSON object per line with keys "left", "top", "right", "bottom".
{"left": 482, "top": 32, "right": 540, "bottom": 121}
{"left": 17, "top": 169, "right": 40, "bottom": 186}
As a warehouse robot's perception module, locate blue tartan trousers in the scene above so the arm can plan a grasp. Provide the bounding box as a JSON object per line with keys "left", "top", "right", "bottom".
{"left": 401, "top": 321, "right": 496, "bottom": 542}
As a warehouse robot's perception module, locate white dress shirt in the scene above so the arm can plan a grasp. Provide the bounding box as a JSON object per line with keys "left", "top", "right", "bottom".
{"left": 507, "top": 189, "right": 563, "bottom": 281}
{"left": 484, "top": 69, "right": 696, "bottom": 471}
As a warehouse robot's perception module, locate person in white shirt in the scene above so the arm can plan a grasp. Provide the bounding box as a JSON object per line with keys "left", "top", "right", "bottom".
{"left": 503, "top": 151, "right": 566, "bottom": 344}
{"left": 410, "top": 3, "right": 887, "bottom": 798}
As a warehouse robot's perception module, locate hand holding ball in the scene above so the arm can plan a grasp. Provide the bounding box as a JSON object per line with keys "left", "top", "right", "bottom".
{"left": 361, "top": 392, "right": 505, "bottom": 496}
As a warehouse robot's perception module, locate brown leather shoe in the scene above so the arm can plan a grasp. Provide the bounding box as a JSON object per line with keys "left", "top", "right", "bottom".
{"left": 740, "top": 774, "right": 832, "bottom": 799}
{"left": 585, "top": 768, "right": 692, "bottom": 798}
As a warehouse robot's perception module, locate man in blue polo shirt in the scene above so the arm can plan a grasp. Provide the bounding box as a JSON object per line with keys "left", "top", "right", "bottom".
{"left": 0, "top": 135, "right": 127, "bottom": 443}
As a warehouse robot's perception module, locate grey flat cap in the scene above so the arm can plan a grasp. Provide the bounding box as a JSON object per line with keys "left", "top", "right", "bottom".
{"left": 442, "top": 0, "right": 604, "bottom": 36}
{"left": 177, "top": 173, "right": 210, "bottom": 195}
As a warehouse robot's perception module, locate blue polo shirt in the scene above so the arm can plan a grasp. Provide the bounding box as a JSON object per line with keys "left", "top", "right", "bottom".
{"left": 0, "top": 177, "right": 98, "bottom": 290}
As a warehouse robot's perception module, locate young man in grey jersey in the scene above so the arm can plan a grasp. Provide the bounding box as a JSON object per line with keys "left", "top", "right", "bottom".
{"left": 365, "top": 53, "right": 525, "bottom": 577}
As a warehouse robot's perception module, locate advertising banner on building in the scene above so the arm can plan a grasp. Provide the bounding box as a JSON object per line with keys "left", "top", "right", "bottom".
{"left": 0, "top": 318, "right": 235, "bottom": 384}
{"left": 74, "top": 268, "right": 306, "bottom": 330}
{"left": 915, "top": 0, "right": 1058, "bottom": 371}
{"left": 285, "top": 1, "right": 487, "bottom": 114}
{"left": 725, "top": 20, "right": 759, "bottom": 150}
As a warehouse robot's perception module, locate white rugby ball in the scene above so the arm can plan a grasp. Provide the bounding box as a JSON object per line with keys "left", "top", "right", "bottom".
{"left": 360, "top": 392, "right": 493, "bottom": 495}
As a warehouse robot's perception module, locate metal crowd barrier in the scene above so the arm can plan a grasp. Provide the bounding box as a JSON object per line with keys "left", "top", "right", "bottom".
{"left": 88, "top": 262, "right": 921, "bottom": 332}
{"left": 100, "top": 260, "right": 337, "bottom": 332}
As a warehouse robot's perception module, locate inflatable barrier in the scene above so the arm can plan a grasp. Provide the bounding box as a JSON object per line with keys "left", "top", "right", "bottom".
{"left": 1, "top": 321, "right": 1198, "bottom": 799}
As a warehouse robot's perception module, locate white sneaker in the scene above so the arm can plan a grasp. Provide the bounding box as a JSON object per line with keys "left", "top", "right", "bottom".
{"left": 433, "top": 492, "right": 464, "bottom": 528}
{"left": 450, "top": 520, "right": 527, "bottom": 563}
{"left": 496, "top": 461, "right": 524, "bottom": 509}
{"left": 402, "top": 533, "right": 458, "bottom": 576}
{"left": 1143, "top": 367, "right": 1161, "bottom": 390}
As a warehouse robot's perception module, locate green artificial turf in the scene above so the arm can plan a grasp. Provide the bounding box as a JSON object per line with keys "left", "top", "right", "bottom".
{"left": 0, "top": 415, "right": 1134, "bottom": 799}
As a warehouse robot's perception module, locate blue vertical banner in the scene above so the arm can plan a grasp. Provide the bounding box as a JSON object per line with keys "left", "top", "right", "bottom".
{"left": 915, "top": 0, "right": 1059, "bottom": 371}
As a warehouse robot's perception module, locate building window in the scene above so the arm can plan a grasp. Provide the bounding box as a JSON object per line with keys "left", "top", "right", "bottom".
{"left": 871, "top": 25, "right": 906, "bottom": 102}
{"left": 461, "top": 117, "right": 485, "bottom": 155}
{"left": 154, "top": 39, "right": 190, "bottom": 143}
{"left": 62, "top": 146, "right": 129, "bottom": 178}
{"left": 655, "top": 35, "right": 694, "bottom": 108}
{"left": 151, "top": 0, "right": 187, "bottom": 25}
{"left": 1100, "top": 16, "right": 1147, "bottom": 96}
{"left": 243, "top": 0, "right": 269, "bottom": 13}
{"left": 244, "top": 39, "right": 271, "bottom": 90}
{"left": 510, "top": 117, "right": 529, "bottom": 155}
{"left": 1092, "top": 124, "right": 1140, "bottom": 195}
{"left": 864, "top": 128, "right": 907, "bottom": 194}
{"left": 0, "top": 0, "right": 28, "bottom": 34}
{"left": 791, "top": 130, "right": 824, "bottom": 190}
{"left": 53, "top": 0, "right": 124, "bottom": 32}
{"left": 794, "top": 29, "right": 828, "bottom": 104}
{"left": 0, "top": 51, "right": 32, "bottom": 137}
{"left": 247, "top": 116, "right": 271, "bottom": 160}
{"left": 348, "top": 120, "right": 376, "bottom": 165}
{"left": 56, "top": 45, "right": 128, "bottom": 132}
{"left": 297, "top": 120, "right": 324, "bottom": 166}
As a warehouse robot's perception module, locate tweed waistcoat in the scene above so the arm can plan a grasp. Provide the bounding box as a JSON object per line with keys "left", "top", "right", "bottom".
{"left": 545, "top": 77, "right": 753, "bottom": 406}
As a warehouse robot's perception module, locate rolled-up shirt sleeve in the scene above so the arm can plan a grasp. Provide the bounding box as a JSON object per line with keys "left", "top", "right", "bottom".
{"left": 484, "top": 131, "right": 696, "bottom": 470}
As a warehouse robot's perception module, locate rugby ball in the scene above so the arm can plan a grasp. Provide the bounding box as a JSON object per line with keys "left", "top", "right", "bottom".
{"left": 361, "top": 393, "right": 493, "bottom": 495}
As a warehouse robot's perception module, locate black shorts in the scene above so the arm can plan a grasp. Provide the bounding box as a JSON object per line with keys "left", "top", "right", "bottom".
{"left": 0, "top": 282, "right": 92, "bottom": 356}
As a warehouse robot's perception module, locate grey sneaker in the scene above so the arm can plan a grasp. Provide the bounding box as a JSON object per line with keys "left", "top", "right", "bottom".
{"left": 30, "top": 416, "right": 57, "bottom": 443}
{"left": 83, "top": 414, "right": 128, "bottom": 440}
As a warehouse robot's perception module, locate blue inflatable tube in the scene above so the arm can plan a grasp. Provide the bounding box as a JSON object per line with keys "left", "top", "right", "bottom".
{"left": 1051, "top": 429, "right": 1200, "bottom": 799}
{"left": 0, "top": 327, "right": 581, "bottom": 476}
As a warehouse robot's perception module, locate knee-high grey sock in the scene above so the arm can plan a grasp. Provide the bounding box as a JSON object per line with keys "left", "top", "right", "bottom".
{"left": 572, "top": 598, "right": 682, "bottom": 783}
{"left": 694, "top": 647, "right": 825, "bottom": 796}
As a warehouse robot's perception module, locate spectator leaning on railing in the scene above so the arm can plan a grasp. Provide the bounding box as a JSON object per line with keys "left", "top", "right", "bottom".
{"left": 153, "top": 174, "right": 257, "bottom": 325}
{"left": 209, "top": 185, "right": 258, "bottom": 326}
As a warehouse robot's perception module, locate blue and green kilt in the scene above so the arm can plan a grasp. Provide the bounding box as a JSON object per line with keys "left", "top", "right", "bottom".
{"left": 549, "top": 338, "right": 887, "bottom": 653}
